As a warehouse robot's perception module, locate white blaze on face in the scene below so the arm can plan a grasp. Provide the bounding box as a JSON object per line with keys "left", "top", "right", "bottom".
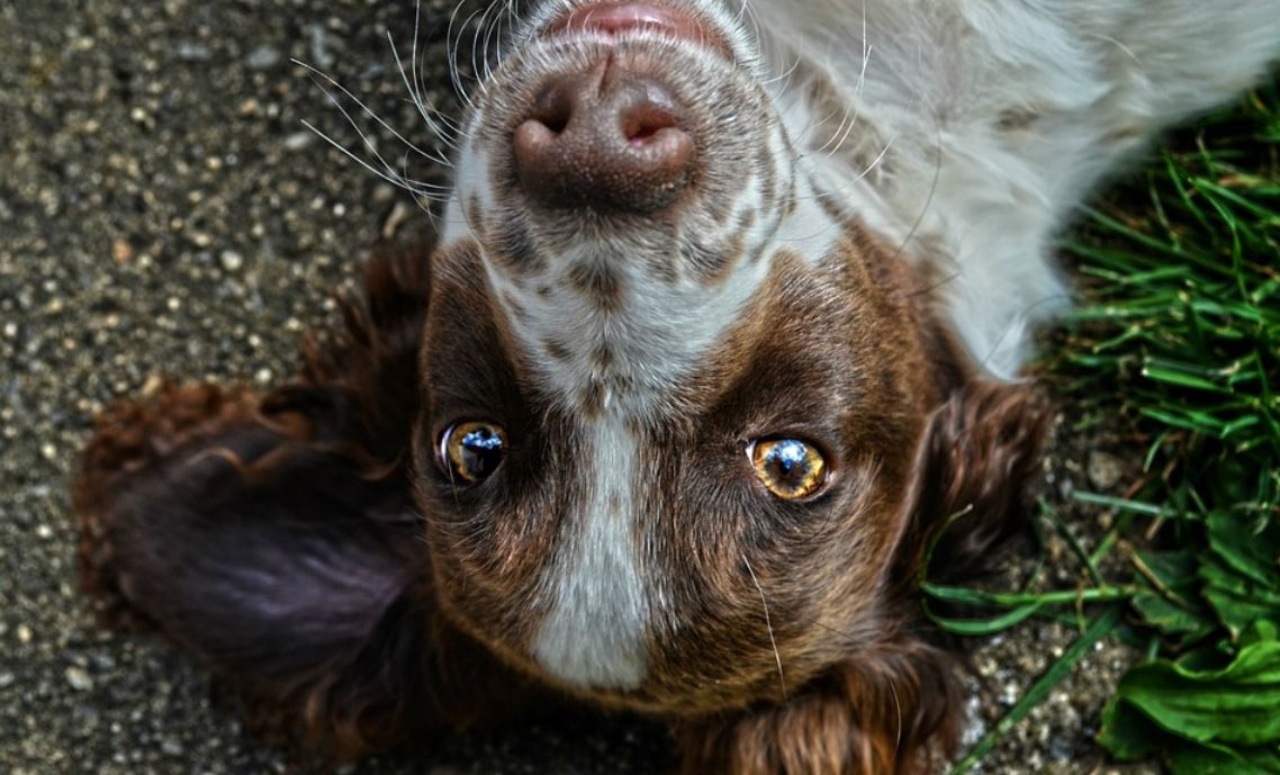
{"left": 516, "top": 183, "right": 843, "bottom": 691}
{"left": 532, "top": 413, "right": 649, "bottom": 689}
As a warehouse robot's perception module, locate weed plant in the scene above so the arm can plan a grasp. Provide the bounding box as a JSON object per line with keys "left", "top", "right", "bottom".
{"left": 936, "top": 80, "right": 1280, "bottom": 774}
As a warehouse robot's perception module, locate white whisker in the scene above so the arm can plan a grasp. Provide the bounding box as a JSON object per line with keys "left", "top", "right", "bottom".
{"left": 743, "top": 554, "right": 786, "bottom": 700}
{"left": 447, "top": 1, "right": 486, "bottom": 111}
{"left": 294, "top": 58, "right": 454, "bottom": 170}
{"left": 390, "top": 30, "right": 461, "bottom": 152}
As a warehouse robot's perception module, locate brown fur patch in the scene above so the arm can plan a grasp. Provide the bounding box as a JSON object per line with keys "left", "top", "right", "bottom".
{"left": 417, "top": 241, "right": 589, "bottom": 668}
{"left": 543, "top": 337, "right": 573, "bottom": 363}
{"left": 565, "top": 259, "right": 625, "bottom": 312}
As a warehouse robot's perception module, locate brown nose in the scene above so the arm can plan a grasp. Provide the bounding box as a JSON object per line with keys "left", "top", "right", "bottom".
{"left": 513, "top": 60, "right": 693, "bottom": 212}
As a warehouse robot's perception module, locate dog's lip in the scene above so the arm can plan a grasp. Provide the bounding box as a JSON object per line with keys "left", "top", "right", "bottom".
{"left": 542, "top": 1, "right": 733, "bottom": 59}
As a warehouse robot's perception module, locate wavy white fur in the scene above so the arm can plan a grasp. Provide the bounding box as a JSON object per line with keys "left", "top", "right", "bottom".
{"left": 740, "top": 0, "right": 1280, "bottom": 376}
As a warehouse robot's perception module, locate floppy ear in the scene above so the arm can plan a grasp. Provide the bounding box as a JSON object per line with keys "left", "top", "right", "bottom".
{"left": 900, "top": 377, "right": 1052, "bottom": 586}
{"left": 73, "top": 234, "right": 527, "bottom": 762}
{"left": 75, "top": 378, "right": 431, "bottom": 761}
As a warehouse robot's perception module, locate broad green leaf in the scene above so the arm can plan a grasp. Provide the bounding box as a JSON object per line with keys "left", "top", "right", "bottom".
{"left": 1168, "top": 741, "right": 1280, "bottom": 775}
{"left": 1201, "top": 512, "right": 1280, "bottom": 638}
{"left": 1205, "top": 512, "right": 1280, "bottom": 589}
{"left": 1130, "top": 550, "right": 1219, "bottom": 646}
{"left": 1099, "top": 695, "right": 1164, "bottom": 760}
{"left": 1100, "top": 632, "right": 1280, "bottom": 753}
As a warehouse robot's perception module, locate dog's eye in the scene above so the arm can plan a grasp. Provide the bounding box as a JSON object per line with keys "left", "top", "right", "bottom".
{"left": 748, "top": 438, "right": 828, "bottom": 500}
{"left": 439, "top": 421, "right": 508, "bottom": 485}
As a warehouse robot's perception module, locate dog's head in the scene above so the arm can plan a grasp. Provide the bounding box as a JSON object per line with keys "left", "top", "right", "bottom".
{"left": 412, "top": 0, "right": 1047, "bottom": 715}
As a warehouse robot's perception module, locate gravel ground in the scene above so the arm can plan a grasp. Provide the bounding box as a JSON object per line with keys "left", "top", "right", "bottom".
{"left": 2, "top": 1, "right": 1160, "bottom": 773}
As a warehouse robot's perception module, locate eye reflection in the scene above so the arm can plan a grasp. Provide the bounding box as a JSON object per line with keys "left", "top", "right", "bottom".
{"left": 439, "top": 421, "right": 508, "bottom": 485}
{"left": 749, "top": 438, "right": 828, "bottom": 499}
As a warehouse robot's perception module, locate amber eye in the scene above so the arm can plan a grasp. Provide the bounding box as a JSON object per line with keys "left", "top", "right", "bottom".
{"left": 439, "top": 421, "right": 508, "bottom": 485}
{"left": 748, "top": 438, "right": 829, "bottom": 500}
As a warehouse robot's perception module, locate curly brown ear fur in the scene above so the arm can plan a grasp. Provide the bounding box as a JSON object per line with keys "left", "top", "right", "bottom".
{"left": 72, "top": 235, "right": 530, "bottom": 763}
{"left": 675, "top": 638, "right": 961, "bottom": 775}
{"left": 902, "top": 378, "right": 1053, "bottom": 586}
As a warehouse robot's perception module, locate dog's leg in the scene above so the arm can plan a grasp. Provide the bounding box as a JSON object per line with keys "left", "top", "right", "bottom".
{"left": 74, "top": 239, "right": 528, "bottom": 762}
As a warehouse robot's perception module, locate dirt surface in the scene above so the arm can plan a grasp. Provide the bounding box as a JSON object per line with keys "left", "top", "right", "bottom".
{"left": 2, "top": 1, "right": 1160, "bottom": 773}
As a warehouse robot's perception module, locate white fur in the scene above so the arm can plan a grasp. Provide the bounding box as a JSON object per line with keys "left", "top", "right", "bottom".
{"left": 532, "top": 415, "right": 650, "bottom": 688}
{"left": 740, "top": 0, "right": 1280, "bottom": 376}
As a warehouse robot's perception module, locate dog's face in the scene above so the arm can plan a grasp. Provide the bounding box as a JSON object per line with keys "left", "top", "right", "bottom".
{"left": 413, "top": 0, "right": 979, "bottom": 714}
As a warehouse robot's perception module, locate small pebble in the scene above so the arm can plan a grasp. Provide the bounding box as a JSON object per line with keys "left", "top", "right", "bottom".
{"left": 176, "top": 42, "right": 211, "bottom": 61}
{"left": 283, "top": 131, "right": 315, "bottom": 151}
{"left": 1086, "top": 450, "right": 1123, "bottom": 490}
{"left": 247, "top": 45, "right": 282, "bottom": 70}
{"left": 219, "top": 250, "right": 244, "bottom": 272}
{"left": 65, "top": 666, "right": 94, "bottom": 692}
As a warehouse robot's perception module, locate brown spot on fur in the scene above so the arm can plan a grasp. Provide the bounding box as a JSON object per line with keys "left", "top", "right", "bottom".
{"left": 757, "top": 140, "right": 777, "bottom": 212}
{"left": 1105, "top": 125, "right": 1146, "bottom": 144}
{"left": 591, "top": 344, "right": 615, "bottom": 370}
{"left": 489, "top": 218, "right": 544, "bottom": 277}
{"left": 814, "top": 186, "right": 855, "bottom": 230}
{"left": 565, "top": 260, "right": 625, "bottom": 313}
{"left": 998, "top": 107, "right": 1039, "bottom": 131}
{"left": 543, "top": 338, "right": 573, "bottom": 363}
{"left": 682, "top": 233, "right": 746, "bottom": 286}
{"left": 465, "top": 194, "right": 488, "bottom": 241}
{"left": 578, "top": 379, "right": 607, "bottom": 417}
{"left": 501, "top": 290, "right": 530, "bottom": 323}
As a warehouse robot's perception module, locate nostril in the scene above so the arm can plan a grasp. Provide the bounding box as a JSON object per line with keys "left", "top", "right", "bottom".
{"left": 528, "top": 86, "right": 575, "bottom": 135}
{"left": 533, "top": 110, "right": 570, "bottom": 136}
{"left": 621, "top": 103, "right": 678, "bottom": 145}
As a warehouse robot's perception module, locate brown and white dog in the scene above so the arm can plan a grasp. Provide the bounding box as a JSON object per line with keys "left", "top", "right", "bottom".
{"left": 75, "top": 1, "right": 1280, "bottom": 773}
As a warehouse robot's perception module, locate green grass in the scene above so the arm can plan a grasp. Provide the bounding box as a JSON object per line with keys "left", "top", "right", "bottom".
{"left": 933, "top": 80, "right": 1280, "bottom": 774}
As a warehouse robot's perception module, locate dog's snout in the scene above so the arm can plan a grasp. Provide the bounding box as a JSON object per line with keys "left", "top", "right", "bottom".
{"left": 513, "top": 61, "right": 693, "bottom": 213}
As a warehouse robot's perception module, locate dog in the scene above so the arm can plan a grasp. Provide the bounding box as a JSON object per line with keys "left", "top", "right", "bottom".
{"left": 74, "top": 1, "right": 1280, "bottom": 772}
